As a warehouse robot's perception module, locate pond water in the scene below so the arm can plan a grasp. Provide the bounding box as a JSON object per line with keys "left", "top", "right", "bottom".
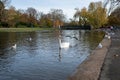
{"left": 0, "top": 30, "right": 104, "bottom": 80}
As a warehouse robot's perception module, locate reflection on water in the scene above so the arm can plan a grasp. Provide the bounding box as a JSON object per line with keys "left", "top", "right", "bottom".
{"left": 0, "top": 30, "right": 104, "bottom": 80}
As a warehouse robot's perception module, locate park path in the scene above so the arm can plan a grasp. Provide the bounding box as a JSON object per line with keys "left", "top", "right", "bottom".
{"left": 68, "top": 30, "right": 111, "bottom": 80}
{"left": 99, "top": 30, "right": 120, "bottom": 80}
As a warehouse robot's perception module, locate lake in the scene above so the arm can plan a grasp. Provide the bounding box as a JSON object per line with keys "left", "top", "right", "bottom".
{"left": 0, "top": 30, "right": 104, "bottom": 80}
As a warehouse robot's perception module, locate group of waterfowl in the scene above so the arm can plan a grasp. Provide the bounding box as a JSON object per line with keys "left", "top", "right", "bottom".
{"left": 98, "top": 31, "right": 112, "bottom": 49}
{"left": 59, "top": 29, "right": 113, "bottom": 49}
{"left": 58, "top": 31, "right": 79, "bottom": 49}
{"left": 11, "top": 37, "right": 32, "bottom": 50}
{"left": 11, "top": 28, "right": 113, "bottom": 50}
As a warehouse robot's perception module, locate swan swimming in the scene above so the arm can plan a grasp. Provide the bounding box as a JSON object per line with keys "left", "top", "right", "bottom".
{"left": 59, "top": 38, "right": 70, "bottom": 49}
{"left": 12, "top": 44, "right": 16, "bottom": 49}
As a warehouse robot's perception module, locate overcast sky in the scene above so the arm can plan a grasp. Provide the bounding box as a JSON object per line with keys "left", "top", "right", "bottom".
{"left": 11, "top": 0, "right": 103, "bottom": 19}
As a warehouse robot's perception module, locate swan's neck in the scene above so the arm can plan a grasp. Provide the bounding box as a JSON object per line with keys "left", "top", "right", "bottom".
{"left": 59, "top": 38, "right": 61, "bottom": 47}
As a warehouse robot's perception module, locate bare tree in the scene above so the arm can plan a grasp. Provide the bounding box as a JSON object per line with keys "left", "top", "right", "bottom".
{"left": 0, "top": 0, "right": 11, "bottom": 7}
{"left": 49, "top": 9, "right": 65, "bottom": 21}
{"left": 104, "top": 0, "right": 120, "bottom": 14}
{"left": 108, "top": 6, "right": 120, "bottom": 25}
{"left": 74, "top": 8, "right": 80, "bottom": 20}
{"left": 49, "top": 9, "right": 66, "bottom": 27}
{"left": 0, "top": 0, "right": 10, "bottom": 22}
{"left": 26, "top": 7, "right": 38, "bottom": 27}
{"left": 26, "top": 7, "right": 38, "bottom": 19}
{"left": 0, "top": 1, "right": 4, "bottom": 22}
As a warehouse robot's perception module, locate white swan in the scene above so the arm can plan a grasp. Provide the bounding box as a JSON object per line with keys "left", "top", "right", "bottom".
{"left": 12, "top": 44, "right": 16, "bottom": 49}
{"left": 59, "top": 38, "right": 70, "bottom": 49}
{"left": 98, "top": 43, "right": 102, "bottom": 48}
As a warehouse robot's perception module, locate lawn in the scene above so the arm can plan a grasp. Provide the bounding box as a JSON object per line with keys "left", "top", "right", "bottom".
{"left": 0, "top": 28, "right": 55, "bottom": 32}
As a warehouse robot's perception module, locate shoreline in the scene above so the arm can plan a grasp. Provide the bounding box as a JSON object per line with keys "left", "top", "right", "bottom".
{"left": 99, "top": 30, "right": 120, "bottom": 80}
{"left": 68, "top": 35, "right": 111, "bottom": 80}
{"left": 0, "top": 28, "right": 55, "bottom": 32}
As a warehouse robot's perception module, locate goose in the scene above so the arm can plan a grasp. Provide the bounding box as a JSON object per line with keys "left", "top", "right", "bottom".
{"left": 59, "top": 38, "right": 70, "bottom": 49}
{"left": 98, "top": 43, "right": 102, "bottom": 48}
{"left": 12, "top": 44, "right": 16, "bottom": 49}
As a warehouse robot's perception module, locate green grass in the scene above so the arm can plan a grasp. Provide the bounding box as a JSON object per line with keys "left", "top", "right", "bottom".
{"left": 0, "top": 28, "right": 56, "bottom": 32}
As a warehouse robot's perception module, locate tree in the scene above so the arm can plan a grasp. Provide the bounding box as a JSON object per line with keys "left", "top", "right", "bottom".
{"left": 0, "top": 0, "right": 11, "bottom": 27}
{"left": 0, "top": 1, "right": 4, "bottom": 22}
{"left": 26, "top": 7, "right": 38, "bottom": 27}
{"left": 79, "top": 7, "right": 89, "bottom": 25}
{"left": 73, "top": 2, "right": 107, "bottom": 28}
{"left": 15, "top": 9, "right": 29, "bottom": 27}
{"left": 26, "top": 7, "right": 37, "bottom": 19}
{"left": 88, "top": 2, "right": 108, "bottom": 28}
{"left": 7, "top": 6, "right": 18, "bottom": 27}
{"left": 74, "top": 7, "right": 89, "bottom": 25}
{"left": 49, "top": 9, "right": 65, "bottom": 27}
{"left": 108, "top": 6, "right": 120, "bottom": 25}
{"left": 88, "top": 2, "right": 96, "bottom": 12}
{"left": 74, "top": 8, "right": 81, "bottom": 25}
{"left": 104, "top": 0, "right": 120, "bottom": 14}
{"left": 69, "top": 18, "right": 77, "bottom": 25}
{"left": 39, "top": 13, "right": 53, "bottom": 28}
{"left": 0, "top": 0, "right": 11, "bottom": 6}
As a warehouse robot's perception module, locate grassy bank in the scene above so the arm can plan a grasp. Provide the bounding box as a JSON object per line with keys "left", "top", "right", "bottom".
{"left": 0, "top": 28, "right": 55, "bottom": 32}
